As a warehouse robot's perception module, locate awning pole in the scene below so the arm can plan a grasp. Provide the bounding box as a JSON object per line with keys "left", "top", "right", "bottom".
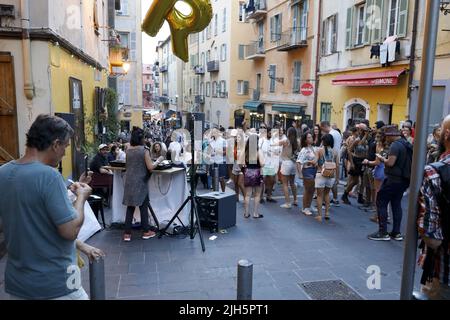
{"left": 400, "top": 0, "right": 441, "bottom": 301}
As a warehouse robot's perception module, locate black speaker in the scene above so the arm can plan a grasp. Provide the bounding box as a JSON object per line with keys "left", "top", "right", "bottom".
{"left": 185, "top": 112, "right": 205, "bottom": 133}
{"left": 195, "top": 192, "right": 237, "bottom": 233}
{"left": 55, "top": 113, "right": 75, "bottom": 130}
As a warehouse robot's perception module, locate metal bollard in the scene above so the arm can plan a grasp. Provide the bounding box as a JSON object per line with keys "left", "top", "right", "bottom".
{"left": 213, "top": 167, "right": 220, "bottom": 192}
{"left": 237, "top": 260, "right": 253, "bottom": 300}
{"left": 89, "top": 257, "right": 106, "bottom": 300}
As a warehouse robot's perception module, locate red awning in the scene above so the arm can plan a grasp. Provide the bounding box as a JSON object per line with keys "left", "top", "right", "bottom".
{"left": 332, "top": 69, "right": 407, "bottom": 87}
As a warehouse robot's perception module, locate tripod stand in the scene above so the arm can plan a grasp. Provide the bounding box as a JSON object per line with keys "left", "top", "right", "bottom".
{"left": 158, "top": 115, "right": 205, "bottom": 252}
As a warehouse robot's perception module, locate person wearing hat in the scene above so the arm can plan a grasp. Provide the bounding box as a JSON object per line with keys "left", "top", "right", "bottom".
{"left": 368, "top": 125, "right": 413, "bottom": 241}
{"left": 90, "top": 144, "right": 113, "bottom": 175}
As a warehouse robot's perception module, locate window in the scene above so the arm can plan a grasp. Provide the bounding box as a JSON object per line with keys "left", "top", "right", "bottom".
{"left": 238, "top": 45, "right": 245, "bottom": 60}
{"left": 130, "top": 32, "right": 136, "bottom": 61}
{"left": 322, "top": 14, "right": 337, "bottom": 55}
{"left": 237, "top": 81, "right": 249, "bottom": 95}
{"left": 220, "top": 44, "right": 227, "bottom": 61}
{"left": 214, "top": 14, "right": 218, "bottom": 36}
{"left": 212, "top": 81, "right": 218, "bottom": 97}
{"left": 206, "top": 82, "right": 211, "bottom": 97}
{"left": 201, "top": 52, "right": 205, "bottom": 67}
{"left": 118, "top": 80, "right": 131, "bottom": 105}
{"left": 222, "top": 8, "right": 227, "bottom": 32}
{"left": 200, "top": 82, "right": 204, "bottom": 96}
{"left": 293, "top": 61, "right": 301, "bottom": 93}
{"left": 219, "top": 81, "right": 227, "bottom": 97}
{"left": 93, "top": 0, "right": 99, "bottom": 36}
{"left": 355, "top": 4, "right": 366, "bottom": 46}
{"left": 116, "top": 0, "right": 128, "bottom": 15}
{"left": 239, "top": 2, "right": 246, "bottom": 22}
{"left": 320, "top": 103, "right": 332, "bottom": 122}
{"left": 387, "top": 0, "right": 408, "bottom": 37}
{"left": 206, "top": 50, "right": 211, "bottom": 62}
{"left": 269, "top": 65, "right": 276, "bottom": 93}
{"left": 270, "top": 14, "right": 282, "bottom": 43}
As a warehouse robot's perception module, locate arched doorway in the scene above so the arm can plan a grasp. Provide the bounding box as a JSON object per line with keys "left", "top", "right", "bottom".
{"left": 343, "top": 99, "right": 370, "bottom": 130}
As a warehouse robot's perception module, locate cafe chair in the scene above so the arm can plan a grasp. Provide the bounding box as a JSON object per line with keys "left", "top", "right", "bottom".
{"left": 89, "top": 172, "right": 113, "bottom": 208}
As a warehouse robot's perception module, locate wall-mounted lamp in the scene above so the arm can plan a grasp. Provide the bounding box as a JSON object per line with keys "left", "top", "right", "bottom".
{"left": 122, "top": 62, "right": 131, "bottom": 74}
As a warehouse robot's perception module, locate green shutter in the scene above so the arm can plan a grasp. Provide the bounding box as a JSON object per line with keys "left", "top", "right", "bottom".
{"left": 345, "top": 7, "right": 354, "bottom": 49}
{"left": 397, "top": 0, "right": 408, "bottom": 38}
{"left": 363, "top": 0, "right": 373, "bottom": 44}
{"left": 293, "top": 61, "right": 301, "bottom": 93}
{"left": 243, "top": 81, "right": 249, "bottom": 95}
{"left": 321, "top": 19, "right": 326, "bottom": 56}
{"left": 270, "top": 17, "right": 275, "bottom": 42}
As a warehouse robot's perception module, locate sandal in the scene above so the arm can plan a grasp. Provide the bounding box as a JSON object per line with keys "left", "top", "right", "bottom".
{"left": 253, "top": 214, "right": 264, "bottom": 219}
{"left": 244, "top": 213, "right": 250, "bottom": 219}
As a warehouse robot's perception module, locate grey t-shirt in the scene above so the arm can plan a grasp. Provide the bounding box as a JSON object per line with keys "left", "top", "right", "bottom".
{"left": 0, "top": 161, "right": 78, "bottom": 299}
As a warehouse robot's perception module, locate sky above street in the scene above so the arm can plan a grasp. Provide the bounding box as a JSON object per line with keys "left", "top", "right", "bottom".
{"left": 141, "top": 0, "right": 191, "bottom": 64}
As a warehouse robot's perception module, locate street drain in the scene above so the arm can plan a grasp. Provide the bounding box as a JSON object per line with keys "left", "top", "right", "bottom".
{"left": 300, "top": 280, "right": 364, "bottom": 300}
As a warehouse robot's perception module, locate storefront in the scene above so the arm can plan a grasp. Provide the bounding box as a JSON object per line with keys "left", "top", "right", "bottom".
{"left": 317, "top": 65, "right": 410, "bottom": 131}
{"left": 270, "top": 104, "right": 307, "bottom": 131}
{"left": 243, "top": 101, "right": 265, "bottom": 129}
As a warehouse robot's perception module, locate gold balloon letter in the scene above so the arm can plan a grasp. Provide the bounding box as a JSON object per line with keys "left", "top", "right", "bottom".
{"left": 142, "top": 0, "right": 213, "bottom": 62}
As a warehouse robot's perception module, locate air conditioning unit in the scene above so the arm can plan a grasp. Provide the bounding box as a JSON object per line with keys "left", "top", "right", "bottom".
{"left": 0, "top": 4, "right": 15, "bottom": 17}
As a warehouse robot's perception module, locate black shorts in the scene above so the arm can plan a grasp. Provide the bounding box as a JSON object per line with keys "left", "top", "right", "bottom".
{"left": 349, "top": 157, "right": 364, "bottom": 176}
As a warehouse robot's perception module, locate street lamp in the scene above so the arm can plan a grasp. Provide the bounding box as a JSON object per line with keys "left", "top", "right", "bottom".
{"left": 122, "top": 62, "right": 131, "bottom": 74}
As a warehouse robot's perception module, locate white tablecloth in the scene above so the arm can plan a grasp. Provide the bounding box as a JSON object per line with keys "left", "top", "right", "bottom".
{"left": 68, "top": 191, "right": 102, "bottom": 242}
{"left": 111, "top": 169, "right": 190, "bottom": 227}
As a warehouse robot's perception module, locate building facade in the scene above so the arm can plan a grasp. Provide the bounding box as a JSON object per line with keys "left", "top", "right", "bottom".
{"left": 242, "top": 0, "right": 317, "bottom": 130}
{"left": 142, "top": 63, "right": 154, "bottom": 109}
{"left": 316, "top": 0, "right": 414, "bottom": 131}
{"left": 115, "top": 0, "right": 143, "bottom": 132}
{"left": 0, "top": 0, "right": 109, "bottom": 179}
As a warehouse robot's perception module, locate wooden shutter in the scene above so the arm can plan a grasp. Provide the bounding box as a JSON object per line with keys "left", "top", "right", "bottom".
{"left": 397, "top": 0, "right": 408, "bottom": 37}
{"left": 293, "top": 61, "right": 301, "bottom": 93}
{"left": 345, "top": 7, "right": 354, "bottom": 49}
{"left": 321, "top": 19, "right": 326, "bottom": 56}
{"left": 243, "top": 81, "right": 249, "bottom": 95}
{"left": 363, "top": 0, "right": 373, "bottom": 44}
{"left": 332, "top": 14, "right": 338, "bottom": 52}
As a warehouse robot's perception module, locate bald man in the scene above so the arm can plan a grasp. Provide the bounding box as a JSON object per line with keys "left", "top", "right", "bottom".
{"left": 417, "top": 114, "right": 450, "bottom": 300}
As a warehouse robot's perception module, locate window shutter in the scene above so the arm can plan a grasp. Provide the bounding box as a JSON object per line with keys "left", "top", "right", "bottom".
{"left": 130, "top": 32, "right": 136, "bottom": 61}
{"left": 243, "top": 81, "right": 249, "bottom": 95}
{"left": 363, "top": 0, "right": 373, "bottom": 44}
{"left": 223, "top": 8, "right": 226, "bottom": 32}
{"left": 332, "top": 14, "right": 338, "bottom": 52}
{"left": 270, "top": 16, "right": 275, "bottom": 42}
{"left": 293, "top": 61, "right": 301, "bottom": 93}
{"left": 371, "top": 0, "right": 383, "bottom": 43}
{"left": 239, "top": 45, "right": 245, "bottom": 60}
{"left": 321, "top": 19, "right": 326, "bottom": 56}
{"left": 345, "top": 7, "right": 354, "bottom": 49}
{"left": 278, "top": 14, "right": 283, "bottom": 41}
{"left": 397, "top": 0, "right": 408, "bottom": 38}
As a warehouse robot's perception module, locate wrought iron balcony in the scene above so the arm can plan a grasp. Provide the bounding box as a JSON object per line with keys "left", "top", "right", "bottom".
{"left": 160, "top": 65, "right": 168, "bottom": 73}
{"left": 245, "top": 0, "right": 267, "bottom": 20}
{"left": 159, "top": 96, "right": 169, "bottom": 104}
{"left": 207, "top": 60, "right": 220, "bottom": 72}
{"left": 253, "top": 89, "right": 261, "bottom": 101}
{"left": 277, "top": 27, "right": 308, "bottom": 52}
{"left": 244, "top": 40, "right": 265, "bottom": 60}
{"left": 194, "top": 65, "right": 205, "bottom": 75}
{"left": 195, "top": 95, "right": 205, "bottom": 104}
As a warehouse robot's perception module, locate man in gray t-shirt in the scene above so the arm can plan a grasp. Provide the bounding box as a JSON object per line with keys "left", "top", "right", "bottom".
{"left": 0, "top": 115, "right": 92, "bottom": 300}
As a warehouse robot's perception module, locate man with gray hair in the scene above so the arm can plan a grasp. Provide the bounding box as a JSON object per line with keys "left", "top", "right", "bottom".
{"left": 0, "top": 114, "right": 92, "bottom": 300}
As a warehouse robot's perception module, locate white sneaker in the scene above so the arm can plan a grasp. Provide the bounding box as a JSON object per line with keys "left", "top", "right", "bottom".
{"left": 226, "top": 179, "right": 233, "bottom": 185}
{"left": 280, "top": 203, "right": 292, "bottom": 209}
{"left": 302, "top": 208, "right": 313, "bottom": 216}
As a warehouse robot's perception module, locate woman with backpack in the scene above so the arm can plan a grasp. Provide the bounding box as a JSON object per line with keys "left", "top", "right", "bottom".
{"left": 315, "top": 134, "right": 338, "bottom": 222}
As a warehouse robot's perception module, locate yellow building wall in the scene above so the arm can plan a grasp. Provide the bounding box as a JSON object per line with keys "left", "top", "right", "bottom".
{"left": 316, "top": 65, "right": 410, "bottom": 131}
{"left": 49, "top": 44, "right": 108, "bottom": 178}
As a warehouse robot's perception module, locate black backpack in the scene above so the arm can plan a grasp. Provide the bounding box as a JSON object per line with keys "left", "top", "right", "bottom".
{"left": 429, "top": 161, "right": 450, "bottom": 241}
{"left": 397, "top": 139, "right": 413, "bottom": 184}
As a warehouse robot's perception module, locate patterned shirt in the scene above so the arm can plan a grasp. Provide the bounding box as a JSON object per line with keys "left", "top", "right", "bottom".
{"left": 417, "top": 150, "right": 450, "bottom": 285}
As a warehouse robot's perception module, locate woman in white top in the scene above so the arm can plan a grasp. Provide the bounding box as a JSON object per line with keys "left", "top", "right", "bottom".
{"left": 297, "top": 132, "right": 317, "bottom": 216}
{"left": 275, "top": 127, "right": 299, "bottom": 209}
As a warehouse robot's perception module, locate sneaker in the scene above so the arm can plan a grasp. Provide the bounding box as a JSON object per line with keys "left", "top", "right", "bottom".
{"left": 260, "top": 198, "right": 266, "bottom": 204}
{"left": 226, "top": 179, "right": 233, "bottom": 185}
{"left": 313, "top": 195, "right": 317, "bottom": 200}
{"left": 331, "top": 200, "right": 340, "bottom": 207}
{"left": 390, "top": 232, "right": 404, "bottom": 241}
{"left": 302, "top": 208, "right": 313, "bottom": 216}
{"left": 368, "top": 231, "right": 391, "bottom": 241}
{"left": 280, "top": 203, "right": 292, "bottom": 209}
{"left": 267, "top": 198, "right": 277, "bottom": 203}
{"left": 142, "top": 231, "right": 156, "bottom": 240}
{"left": 123, "top": 233, "right": 132, "bottom": 242}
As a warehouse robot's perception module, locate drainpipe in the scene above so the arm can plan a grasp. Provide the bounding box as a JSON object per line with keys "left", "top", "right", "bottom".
{"left": 312, "top": 0, "right": 322, "bottom": 125}
{"left": 406, "top": 0, "right": 420, "bottom": 120}
{"left": 20, "top": 0, "right": 34, "bottom": 100}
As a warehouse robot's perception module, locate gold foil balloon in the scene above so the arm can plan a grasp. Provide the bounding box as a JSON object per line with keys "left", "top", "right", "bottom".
{"left": 142, "top": 0, "right": 213, "bottom": 62}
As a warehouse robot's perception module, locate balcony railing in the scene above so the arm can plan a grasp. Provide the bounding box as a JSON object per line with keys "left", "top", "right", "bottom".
{"left": 195, "top": 95, "right": 205, "bottom": 104}
{"left": 194, "top": 65, "right": 205, "bottom": 75}
{"left": 160, "top": 65, "right": 168, "bottom": 73}
{"left": 277, "top": 27, "right": 308, "bottom": 52}
{"left": 245, "top": 0, "right": 267, "bottom": 20}
{"left": 160, "top": 96, "right": 169, "bottom": 104}
{"left": 207, "top": 60, "right": 220, "bottom": 72}
{"left": 244, "top": 40, "right": 265, "bottom": 60}
{"left": 109, "top": 46, "right": 129, "bottom": 67}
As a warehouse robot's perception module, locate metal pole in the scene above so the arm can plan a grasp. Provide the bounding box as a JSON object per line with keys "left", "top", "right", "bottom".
{"left": 89, "top": 257, "right": 106, "bottom": 300}
{"left": 213, "top": 166, "right": 220, "bottom": 192}
{"left": 400, "top": 0, "right": 441, "bottom": 301}
{"left": 237, "top": 260, "right": 253, "bottom": 300}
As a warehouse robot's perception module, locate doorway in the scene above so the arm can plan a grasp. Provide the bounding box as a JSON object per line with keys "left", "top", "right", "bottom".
{"left": 378, "top": 104, "right": 393, "bottom": 125}
{"left": 69, "top": 77, "right": 85, "bottom": 180}
{"left": 0, "top": 53, "right": 19, "bottom": 165}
